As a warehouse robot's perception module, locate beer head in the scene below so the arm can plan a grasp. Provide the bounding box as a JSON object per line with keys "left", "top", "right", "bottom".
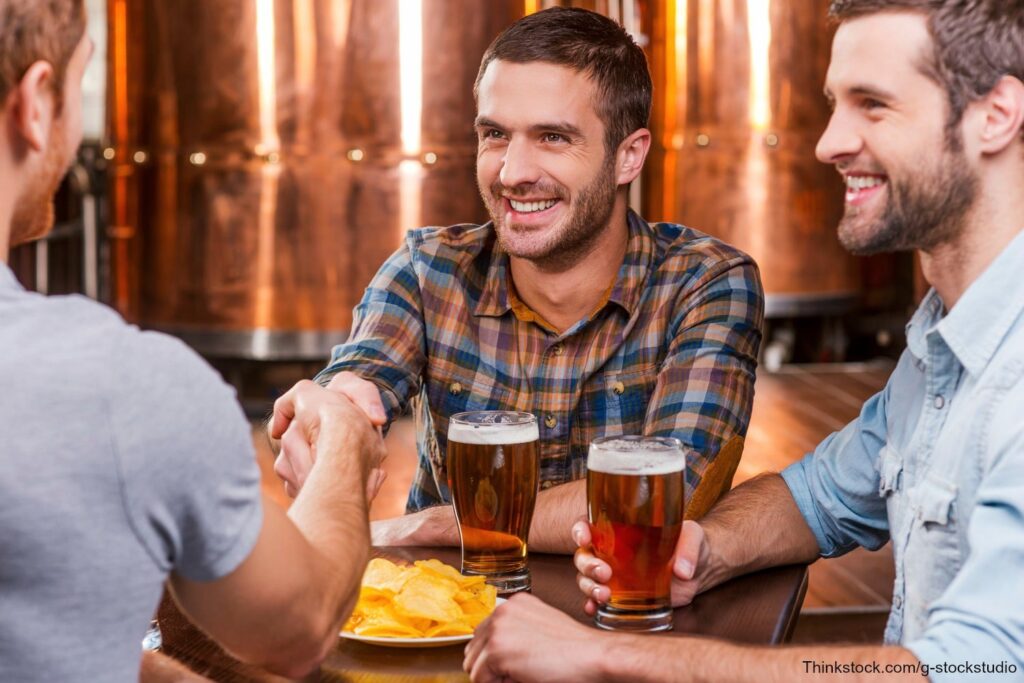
{"left": 448, "top": 411, "right": 539, "bottom": 446}
{"left": 587, "top": 436, "right": 686, "bottom": 475}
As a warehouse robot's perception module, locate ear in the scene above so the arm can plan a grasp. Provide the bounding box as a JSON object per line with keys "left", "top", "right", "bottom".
{"left": 974, "top": 75, "right": 1024, "bottom": 155}
{"left": 9, "top": 61, "right": 56, "bottom": 154}
{"left": 614, "top": 127, "right": 651, "bottom": 186}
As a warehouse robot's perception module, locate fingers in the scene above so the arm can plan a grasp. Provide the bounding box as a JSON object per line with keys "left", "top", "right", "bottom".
{"left": 327, "top": 372, "right": 388, "bottom": 426}
{"left": 572, "top": 546, "right": 611, "bottom": 584}
{"left": 576, "top": 571, "right": 610, "bottom": 604}
{"left": 571, "top": 518, "right": 591, "bottom": 548}
{"left": 672, "top": 520, "right": 705, "bottom": 581}
{"left": 366, "top": 468, "right": 387, "bottom": 501}
{"left": 279, "top": 422, "right": 316, "bottom": 489}
{"left": 274, "top": 451, "right": 298, "bottom": 493}
{"left": 269, "top": 379, "right": 315, "bottom": 439}
{"left": 463, "top": 612, "right": 492, "bottom": 679}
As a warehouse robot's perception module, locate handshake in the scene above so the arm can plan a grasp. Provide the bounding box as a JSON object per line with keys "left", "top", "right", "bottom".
{"left": 270, "top": 372, "right": 392, "bottom": 502}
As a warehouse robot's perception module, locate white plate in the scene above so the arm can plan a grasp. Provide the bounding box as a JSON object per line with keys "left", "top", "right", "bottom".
{"left": 340, "top": 598, "right": 506, "bottom": 648}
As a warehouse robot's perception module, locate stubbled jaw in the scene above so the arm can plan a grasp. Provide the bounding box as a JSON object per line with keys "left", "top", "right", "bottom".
{"left": 844, "top": 173, "right": 887, "bottom": 206}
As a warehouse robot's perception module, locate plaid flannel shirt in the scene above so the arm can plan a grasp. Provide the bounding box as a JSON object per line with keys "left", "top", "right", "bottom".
{"left": 317, "top": 210, "right": 764, "bottom": 512}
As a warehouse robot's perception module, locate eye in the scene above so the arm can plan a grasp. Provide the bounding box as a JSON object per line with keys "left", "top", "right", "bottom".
{"left": 862, "top": 98, "right": 887, "bottom": 111}
{"left": 480, "top": 128, "right": 505, "bottom": 141}
{"left": 543, "top": 132, "right": 568, "bottom": 144}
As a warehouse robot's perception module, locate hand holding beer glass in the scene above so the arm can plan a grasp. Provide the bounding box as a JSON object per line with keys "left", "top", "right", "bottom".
{"left": 587, "top": 436, "right": 686, "bottom": 631}
{"left": 447, "top": 411, "right": 540, "bottom": 594}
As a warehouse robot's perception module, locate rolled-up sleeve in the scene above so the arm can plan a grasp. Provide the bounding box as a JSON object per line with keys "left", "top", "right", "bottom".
{"left": 315, "top": 242, "right": 427, "bottom": 422}
{"left": 645, "top": 254, "right": 764, "bottom": 492}
{"left": 905, "top": 394, "right": 1024, "bottom": 681}
{"left": 780, "top": 380, "right": 893, "bottom": 558}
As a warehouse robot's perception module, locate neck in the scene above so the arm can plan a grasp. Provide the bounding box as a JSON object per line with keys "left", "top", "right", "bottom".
{"left": 0, "top": 191, "right": 12, "bottom": 264}
{"left": 919, "top": 167, "right": 1024, "bottom": 309}
{"left": 509, "top": 196, "right": 630, "bottom": 334}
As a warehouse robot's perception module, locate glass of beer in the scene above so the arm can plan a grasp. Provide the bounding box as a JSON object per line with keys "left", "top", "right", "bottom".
{"left": 587, "top": 436, "right": 686, "bottom": 631}
{"left": 447, "top": 411, "right": 540, "bottom": 594}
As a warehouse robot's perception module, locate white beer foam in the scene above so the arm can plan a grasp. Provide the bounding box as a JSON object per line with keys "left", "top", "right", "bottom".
{"left": 448, "top": 421, "right": 539, "bottom": 446}
{"left": 587, "top": 446, "right": 685, "bottom": 476}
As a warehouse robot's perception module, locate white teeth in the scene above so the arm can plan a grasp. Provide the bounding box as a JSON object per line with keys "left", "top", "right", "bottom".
{"left": 509, "top": 198, "right": 558, "bottom": 213}
{"left": 845, "top": 175, "right": 885, "bottom": 191}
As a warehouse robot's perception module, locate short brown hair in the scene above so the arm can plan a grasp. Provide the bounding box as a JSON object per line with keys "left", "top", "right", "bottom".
{"left": 830, "top": 0, "right": 1024, "bottom": 138}
{"left": 0, "top": 0, "right": 86, "bottom": 108}
{"left": 475, "top": 6, "right": 652, "bottom": 154}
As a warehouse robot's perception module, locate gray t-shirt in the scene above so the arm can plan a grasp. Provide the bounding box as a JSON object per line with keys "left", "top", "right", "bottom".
{"left": 0, "top": 263, "right": 263, "bottom": 682}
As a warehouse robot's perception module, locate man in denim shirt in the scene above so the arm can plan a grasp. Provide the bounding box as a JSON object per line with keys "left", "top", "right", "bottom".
{"left": 467, "top": 2, "right": 1024, "bottom": 682}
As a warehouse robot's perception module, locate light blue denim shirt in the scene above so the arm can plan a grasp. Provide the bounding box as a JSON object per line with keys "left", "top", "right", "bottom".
{"left": 782, "top": 231, "right": 1024, "bottom": 681}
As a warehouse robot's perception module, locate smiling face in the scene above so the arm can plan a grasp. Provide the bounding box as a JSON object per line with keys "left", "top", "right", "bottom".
{"left": 475, "top": 60, "right": 620, "bottom": 269}
{"left": 816, "top": 11, "right": 979, "bottom": 255}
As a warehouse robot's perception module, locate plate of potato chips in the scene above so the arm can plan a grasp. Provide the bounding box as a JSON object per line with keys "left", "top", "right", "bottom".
{"left": 340, "top": 557, "right": 502, "bottom": 648}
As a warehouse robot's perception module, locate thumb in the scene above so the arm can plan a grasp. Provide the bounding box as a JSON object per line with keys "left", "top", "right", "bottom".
{"left": 673, "top": 520, "right": 705, "bottom": 580}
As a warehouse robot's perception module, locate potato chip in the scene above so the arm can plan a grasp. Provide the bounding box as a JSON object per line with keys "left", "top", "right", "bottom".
{"left": 342, "top": 557, "right": 498, "bottom": 639}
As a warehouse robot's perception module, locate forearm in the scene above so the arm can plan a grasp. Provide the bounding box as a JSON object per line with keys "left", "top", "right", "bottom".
{"left": 696, "top": 473, "right": 819, "bottom": 592}
{"left": 599, "top": 638, "right": 924, "bottom": 683}
{"left": 287, "top": 440, "right": 372, "bottom": 629}
{"left": 528, "top": 479, "right": 586, "bottom": 553}
{"left": 371, "top": 504, "right": 460, "bottom": 546}
{"left": 371, "top": 479, "right": 585, "bottom": 553}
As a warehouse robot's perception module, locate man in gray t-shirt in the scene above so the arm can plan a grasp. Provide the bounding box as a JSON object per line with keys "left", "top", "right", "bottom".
{"left": 0, "top": 3, "right": 386, "bottom": 680}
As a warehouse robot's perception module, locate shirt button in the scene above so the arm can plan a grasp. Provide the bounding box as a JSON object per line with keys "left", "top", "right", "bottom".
{"left": 449, "top": 382, "right": 463, "bottom": 396}
{"left": 611, "top": 381, "right": 625, "bottom": 396}
{"left": 551, "top": 343, "right": 564, "bottom": 357}
{"left": 933, "top": 394, "right": 945, "bottom": 409}
{"left": 544, "top": 415, "right": 557, "bottom": 429}
{"left": 541, "top": 481, "right": 554, "bottom": 490}
{"left": 893, "top": 595, "right": 902, "bottom": 609}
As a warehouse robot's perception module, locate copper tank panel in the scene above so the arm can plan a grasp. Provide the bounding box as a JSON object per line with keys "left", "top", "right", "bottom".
{"left": 644, "top": 0, "right": 857, "bottom": 316}
{"left": 106, "top": 0, "right": 526, "bottom": 359}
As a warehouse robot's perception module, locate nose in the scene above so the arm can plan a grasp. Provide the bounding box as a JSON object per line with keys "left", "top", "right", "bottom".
{"left": 815, "top": 109, "right": 861, "bottom": 166}
{"left": 498, "top": 137, "right": 541, "bottom": 189}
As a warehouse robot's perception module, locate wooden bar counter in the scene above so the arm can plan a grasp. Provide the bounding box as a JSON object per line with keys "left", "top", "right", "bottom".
{"left": 157, "top": 546, "right": 808, "bottom": 682}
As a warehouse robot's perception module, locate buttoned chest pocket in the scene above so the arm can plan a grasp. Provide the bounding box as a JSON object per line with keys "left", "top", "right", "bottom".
{"left": 906, "top": 474, "right": 963, "bottom": 607}
{"left": 425, "top": 367, "right": 512, "bottom": 424}
{"left": 577, "top": 365, "right": 658, "bottom": 439}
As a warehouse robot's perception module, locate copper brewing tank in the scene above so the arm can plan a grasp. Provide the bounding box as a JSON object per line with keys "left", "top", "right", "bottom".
{"left": 644, "top": 0, "right": 858, "bottom": 316}
{"left": 106, "top": 1, "right": 526, "bottom": 359}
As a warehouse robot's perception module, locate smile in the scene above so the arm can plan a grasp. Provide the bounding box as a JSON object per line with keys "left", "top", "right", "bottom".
{"left": 507, "top": 198, "right": 559, "bottom": 213}
{"left": 844, "top": 174, "right": 887, "bottom": 205}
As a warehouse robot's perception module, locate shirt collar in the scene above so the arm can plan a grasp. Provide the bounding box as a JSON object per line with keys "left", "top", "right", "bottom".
{"left": 937, "top": 229, "right": 1024, "bottom": 377}
{"left": 473, "top": 209, "right": 654, "bottom": 320}
{"left": 0, "top": 261, "right": 24, "bottom": 293}
{"left": 905, "top": 230, "right": 1024, "bottom": 376}
{"left": 474, "top": 227, "right": 512, "bottom": 318}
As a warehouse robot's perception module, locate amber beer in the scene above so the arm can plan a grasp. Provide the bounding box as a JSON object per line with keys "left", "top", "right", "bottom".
{"left": 587, "top": 436, "right": 686, "bottom": 631}
{"left": 447, "top": 411, "right": 540, "bottom": 594}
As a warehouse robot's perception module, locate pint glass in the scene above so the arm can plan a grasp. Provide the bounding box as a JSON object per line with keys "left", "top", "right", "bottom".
{"left": 587, "top": 436, "right": 686, "bottom": 631}
{"left": 447, "top": 411, "right": 540, "bottom": 594}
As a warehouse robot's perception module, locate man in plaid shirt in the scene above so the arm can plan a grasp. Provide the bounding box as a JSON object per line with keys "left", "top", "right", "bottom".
{"left": 274, "top": 7, "right": 764, "bottom": 553}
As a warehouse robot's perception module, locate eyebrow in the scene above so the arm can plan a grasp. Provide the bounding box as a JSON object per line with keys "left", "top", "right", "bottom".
{"left": 473, "top": 116, "right": 584, "bottom": 138}
{"left": 824, "top": 84, "right": 898, "bottom": 103}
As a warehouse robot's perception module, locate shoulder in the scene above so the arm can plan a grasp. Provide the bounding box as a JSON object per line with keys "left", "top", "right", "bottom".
{"left": 399, "top": 223, "right": 497, "bottom": 290}
{"left": 648, "top": 221, "right": 757, "bottom": 273}
{"left": 982, "top": 349, "right": 1024, "bottom": 467}
{"left": 404, "top": 223, "right": 496, "bottom": 263}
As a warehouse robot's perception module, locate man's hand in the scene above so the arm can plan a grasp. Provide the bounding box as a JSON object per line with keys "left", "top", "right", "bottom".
{"left": 463, "top": 592, "right": 608, "bottom": 683}
{"left": 371, "top": 505, "right": 461, "bottom": 547}
{"left": 270, "top": 380, "right": 385, "bottom": 495}
{"left": 572, "top": 518, "right": 709, "bottom": 613}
